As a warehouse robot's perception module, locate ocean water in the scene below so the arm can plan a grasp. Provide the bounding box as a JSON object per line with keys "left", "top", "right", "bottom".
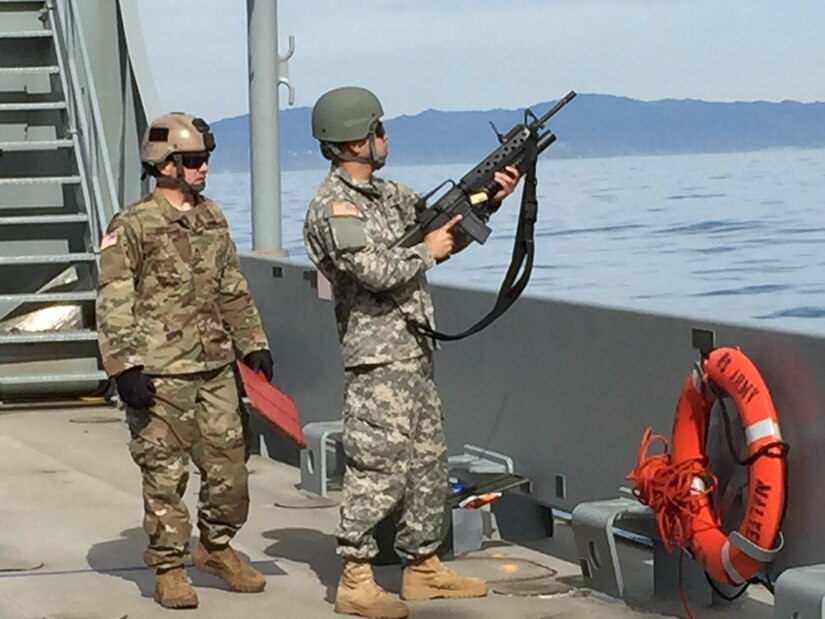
{"left": 209, "top": 147, "right": 825, "bottom": 336}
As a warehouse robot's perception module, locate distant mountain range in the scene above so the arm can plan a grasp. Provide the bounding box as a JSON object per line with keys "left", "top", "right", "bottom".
{"left": 209, "top": 93, "right": 825, "bottom": 173}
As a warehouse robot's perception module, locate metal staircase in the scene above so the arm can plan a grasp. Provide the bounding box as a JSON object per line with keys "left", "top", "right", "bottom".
{"left": 0, "top": 0, "right": 114, "bottom": 401}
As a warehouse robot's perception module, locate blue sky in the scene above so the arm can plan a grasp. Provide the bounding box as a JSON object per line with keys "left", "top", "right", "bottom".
{"left": 136, "top": 0, "right": 825, "bottom": 122}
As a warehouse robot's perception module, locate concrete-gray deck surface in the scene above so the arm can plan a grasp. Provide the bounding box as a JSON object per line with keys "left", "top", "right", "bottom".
{"left": 0, "top": 405, "right": 774, "bottom": 618}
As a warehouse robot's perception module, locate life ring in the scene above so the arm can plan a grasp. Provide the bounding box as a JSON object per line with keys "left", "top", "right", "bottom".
{"left": 669, "top": 346, "right": 786, "bottom": 584}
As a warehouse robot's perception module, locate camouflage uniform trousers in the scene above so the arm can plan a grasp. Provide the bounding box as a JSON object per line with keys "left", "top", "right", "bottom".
{"left": 336, "top": 354, "right": 448, "bottom": 562}
{"left": 126, "top": 362, "right": 249, "bottom": 569}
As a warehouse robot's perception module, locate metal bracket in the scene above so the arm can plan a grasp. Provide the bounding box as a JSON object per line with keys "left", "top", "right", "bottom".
{"left": 299, "top": 420, "right": 344, "bottom": 497}
{"left": 277, "top": 35, "right": 296, "bottom": 106}
{"left": 572, "top": 496, "right": 742, "bottom": 605}
{"left": 692, "top": 327, "right": 716, "bottom": 356}
{"left": 448, "top": 444, "right": 514, "bottom": 475}
{"left": 775, "top": 564, "right": 825, "bottom": 618}
{"left": 571, "top": 498, "right": 653, "bottom": 598}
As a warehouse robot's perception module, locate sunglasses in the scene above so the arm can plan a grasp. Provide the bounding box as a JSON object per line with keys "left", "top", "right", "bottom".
{"left": 180, "top": 152, "right": 210, "bottom": 169}
{"left": 373, "top": 121, "right": 386, "bottom": 139}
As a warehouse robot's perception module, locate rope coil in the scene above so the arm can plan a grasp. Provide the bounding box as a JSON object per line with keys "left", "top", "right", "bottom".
{"left": 626, "top": 428, "right": 717, "bottom": 553}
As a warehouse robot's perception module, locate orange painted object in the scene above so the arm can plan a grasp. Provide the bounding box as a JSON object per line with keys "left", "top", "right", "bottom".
{"left": 458, "top": 492, "right": 502, "bottom": 510}
{"left": 669, "top": 347, "right": 785, "bottom": 584}
{"left": 626, "top": 427, "right": 715, "bottom": 554}
{"left": 237, "top": 361, "right": 306, "bottom": 448}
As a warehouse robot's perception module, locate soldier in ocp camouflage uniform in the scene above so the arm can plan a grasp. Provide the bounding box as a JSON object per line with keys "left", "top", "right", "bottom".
{"left": 96, "top": 112, "right": 273, "bottom": 610}
{"left": 303, "top": 87, "right": 519, "bottom": 618}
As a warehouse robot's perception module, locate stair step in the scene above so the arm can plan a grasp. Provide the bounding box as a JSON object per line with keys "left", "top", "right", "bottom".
{"left": 0, "top": 139, "right": 72, "bottom": 152}
{"left": 0, "top": 175, "right": 81, "bottom": 186}
{"left": 0, "top": 65, "right": 59, "bottom": 75}
{"left": 0, "top": 101, "right": 66, "bottom": 112}
{"left": 0, "top": 291, "right": 96, "bottom": 303}
{"left": 0, "top": 370, "right": 108, "bottom": 387}
{"left": 0, "top": 329, "right": 99, "bottom": 344}
{"left": 0, "top": 30, "right": 52, "bottom": 39}
{"left": 0, "top": 213, "right": 87, "bottom": 225}
{"left": 0, "top": 253, "right": 95, "bottom": 265}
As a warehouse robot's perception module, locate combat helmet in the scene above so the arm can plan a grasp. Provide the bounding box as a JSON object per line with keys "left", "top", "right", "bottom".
{"left": 140, "top": 112, "right": 215, "bottom": 165}
{"left": 312, "top": 87, "right": 386, "bottom": 167}
{"left": 312, "top": 86, "right": 384, "bottom": 142}
{"left": 140, "top": 112, "right": 215, "bottom": 193}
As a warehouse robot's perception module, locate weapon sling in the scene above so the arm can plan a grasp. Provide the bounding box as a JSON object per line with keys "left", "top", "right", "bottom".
{"left": 390, "top": 135, "right": 541, "bottom": 341}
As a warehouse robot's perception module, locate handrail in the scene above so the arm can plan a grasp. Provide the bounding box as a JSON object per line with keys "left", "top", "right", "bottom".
{"left": 47, "top": 0, "right": 120, "bottom": 246}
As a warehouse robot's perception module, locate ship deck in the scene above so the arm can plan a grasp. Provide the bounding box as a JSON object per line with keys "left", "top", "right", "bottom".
{"left": 0, "top": 404, "right": 774, "bottom": 618}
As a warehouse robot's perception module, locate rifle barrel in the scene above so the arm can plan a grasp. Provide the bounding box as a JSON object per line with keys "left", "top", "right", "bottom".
{"left": 535, "top": 90, "right": 577, "bottom": 127}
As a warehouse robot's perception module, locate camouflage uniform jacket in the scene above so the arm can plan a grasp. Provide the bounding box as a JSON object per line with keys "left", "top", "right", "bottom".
{"left": 303, "top": 167, "right": 499, "bottom": 368}
{"left": 96, "top": 190, "right": 268, "bottom": 377}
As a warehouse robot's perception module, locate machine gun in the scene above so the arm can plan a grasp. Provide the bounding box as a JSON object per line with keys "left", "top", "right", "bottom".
{"left": 393, "top": 90, "right": 576, "bottom": 249}
{"left": 391, "top": 91, "right": 576, "bottom": 342}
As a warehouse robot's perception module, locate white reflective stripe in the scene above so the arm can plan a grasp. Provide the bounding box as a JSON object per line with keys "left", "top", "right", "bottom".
{"left": 721, "top": 539, "right": 746, "bottom": 585}
{"left": 691, "top": 366, "right": 703, "bottom": 392}
{"left": 744, "top": 418, "right": 779, "bottom": 445}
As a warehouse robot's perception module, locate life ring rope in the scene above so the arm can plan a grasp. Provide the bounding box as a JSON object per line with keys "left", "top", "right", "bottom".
{"left": 626, "top": 428, "right": 716, "bottom": 553}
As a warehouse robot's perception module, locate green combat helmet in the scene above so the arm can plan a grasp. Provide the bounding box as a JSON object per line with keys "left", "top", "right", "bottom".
{"left": 311, "top": 87, "right": 385, "bottom": 167}
{"left": 140, "top": 112, "right": 216, "bottom": 193}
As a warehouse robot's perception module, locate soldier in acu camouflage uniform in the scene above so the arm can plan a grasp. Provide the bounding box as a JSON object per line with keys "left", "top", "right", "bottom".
{"left": 96, "top": 112, "right": 273, "bottom": 610}
{"left": 303, "top": 86, "right": 519, "bottom": 618}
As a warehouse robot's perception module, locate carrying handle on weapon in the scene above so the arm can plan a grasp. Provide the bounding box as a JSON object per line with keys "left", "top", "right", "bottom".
{"left": 420, "top": 178, "right": 455, "bottom": 203}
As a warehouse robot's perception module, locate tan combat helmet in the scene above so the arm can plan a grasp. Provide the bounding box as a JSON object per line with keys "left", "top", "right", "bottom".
{"left": 140, "top": 112, "right": 215, "bottom": 165}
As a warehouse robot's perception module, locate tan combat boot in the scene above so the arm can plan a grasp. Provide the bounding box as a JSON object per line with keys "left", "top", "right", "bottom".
{"left": 334, "top": 559, "right": 408, "bottom": 618}
{"left": 192, "top": 541, "right": 266, "bottom": 592}
{"left": 400, "top": 554, "right": 487, "bottom": 600}
{"left": 154, "top": 566, "right": 198, "bottom": 609}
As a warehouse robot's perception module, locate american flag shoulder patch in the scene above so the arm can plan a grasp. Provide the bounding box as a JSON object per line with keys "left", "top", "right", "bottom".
{"left": 99, "top": 230, "right": 119, "bottom": 251}
{"left": 330, "top": 201, "right": 360, "bottom": 217}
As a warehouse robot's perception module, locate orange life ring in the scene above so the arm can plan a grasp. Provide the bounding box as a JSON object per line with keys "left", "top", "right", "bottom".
{"left": 670, "top": 347, "right": 785, "bottom": 584}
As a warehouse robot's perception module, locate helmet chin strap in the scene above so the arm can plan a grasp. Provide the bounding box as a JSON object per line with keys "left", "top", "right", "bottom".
{"left": 368, "top": 135, "right": 386, "bottom": 170}
{"left": 325, "top": 133, "right": 385, "bottom": 170}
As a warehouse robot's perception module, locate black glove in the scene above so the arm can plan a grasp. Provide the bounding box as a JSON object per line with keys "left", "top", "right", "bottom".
{"left": 115, "top": 366, "right": 156, "bottom": 409}
{"left": 244, "top": 349, "right": 274, "bottom": 382}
